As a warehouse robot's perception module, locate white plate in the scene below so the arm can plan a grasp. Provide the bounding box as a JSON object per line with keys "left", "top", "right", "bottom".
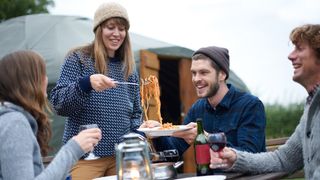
{"left": 93, "top": 175, "right": 116, "bottom": 180}
{"left": 179, "top": 175, "right": 226, "bottom": 180}
{"left": 137, "top": 125, "right": 191, "bottom": 137}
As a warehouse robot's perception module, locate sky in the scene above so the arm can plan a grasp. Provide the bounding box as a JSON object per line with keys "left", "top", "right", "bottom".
{"left": 49, "top": 0, "right": 320, "bottom": 105}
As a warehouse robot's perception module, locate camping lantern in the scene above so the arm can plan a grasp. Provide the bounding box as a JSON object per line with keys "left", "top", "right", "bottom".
{"left": 115, "top": 133, "right": 153, "bottom": 180}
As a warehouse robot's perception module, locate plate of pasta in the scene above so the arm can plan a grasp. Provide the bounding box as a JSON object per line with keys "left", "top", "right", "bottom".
{"left": 138, "top": 125, "right": 191, "bottom": 137}
{"left": 139, "top": 76, "right": 192, "bottom": 137}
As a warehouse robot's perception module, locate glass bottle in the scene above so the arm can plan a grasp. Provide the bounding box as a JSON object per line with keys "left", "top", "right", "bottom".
{"left": 194, "top": 118, "right": 211, "bottom": 176}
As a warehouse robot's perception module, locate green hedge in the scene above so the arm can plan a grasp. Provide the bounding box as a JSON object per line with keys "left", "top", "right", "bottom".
{"left": 265, "top": 102, "right": 304, "bottom": 139}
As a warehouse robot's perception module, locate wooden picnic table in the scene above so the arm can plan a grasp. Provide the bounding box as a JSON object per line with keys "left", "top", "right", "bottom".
{"left": 177, "top": 171, "right": 288, "bottom": 180}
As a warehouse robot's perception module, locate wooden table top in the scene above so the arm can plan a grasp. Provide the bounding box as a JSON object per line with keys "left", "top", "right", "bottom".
{"left": 177, "top": 171, "right": 288, "bottom": 180}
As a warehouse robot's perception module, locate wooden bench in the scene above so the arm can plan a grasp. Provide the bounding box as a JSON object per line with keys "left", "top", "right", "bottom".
{"left": 266, "top": 137, "right": 289, "bottom": 152}
{"left": 266, "top": 137, "right": 304, "bottom": 179}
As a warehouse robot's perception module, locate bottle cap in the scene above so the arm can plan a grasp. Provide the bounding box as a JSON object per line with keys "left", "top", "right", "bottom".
{"left": 196, "top": 118, "right": 203, "bottom": 122}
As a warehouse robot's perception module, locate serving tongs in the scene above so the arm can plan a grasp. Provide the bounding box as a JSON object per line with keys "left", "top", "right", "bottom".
{"left": 114, "top": 81, "right": 139, "bottom": 86}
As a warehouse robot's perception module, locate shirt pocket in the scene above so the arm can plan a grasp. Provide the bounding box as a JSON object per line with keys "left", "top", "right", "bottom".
{"left": 217, "top": 120, "right": 237, "bottom": 133}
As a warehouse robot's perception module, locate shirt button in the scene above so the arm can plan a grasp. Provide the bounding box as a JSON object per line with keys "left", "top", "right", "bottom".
{"left": 306, "top": 131, "right": 311, "bottom": 138}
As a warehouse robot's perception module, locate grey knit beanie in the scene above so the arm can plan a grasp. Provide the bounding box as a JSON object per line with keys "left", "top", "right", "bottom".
{"left": 193, "top": 46, "right": 230, "bottom": 79}
{"left": 93, "top": 2, "right": 130, "bottom": 32}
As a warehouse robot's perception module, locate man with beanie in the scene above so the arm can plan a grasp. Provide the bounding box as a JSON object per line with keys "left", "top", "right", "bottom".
{"left": 141, "top": 46, "right": 266, "bottom": 174}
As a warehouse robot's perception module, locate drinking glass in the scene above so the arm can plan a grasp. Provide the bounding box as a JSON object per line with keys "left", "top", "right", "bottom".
{"left": 163, "top": 149, "right": 180, "bottom": 162}
{"left": 207, "top": 132, "right": 226, "bottom": 152}
{"left": 79, "top": 124, "right": 100, "bottom": 160}
{"left": 207, "top": 132, "right": 227, "bottom": 168}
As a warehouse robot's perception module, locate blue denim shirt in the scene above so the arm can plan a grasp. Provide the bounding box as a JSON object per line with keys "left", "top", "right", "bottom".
{"left": 153, "top": 84, "right": 266, "bottom": 156}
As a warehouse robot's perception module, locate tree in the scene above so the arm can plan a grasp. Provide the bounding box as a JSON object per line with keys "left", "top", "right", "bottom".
{"left": 0, "top": 0, "right": 54, "bottom": 22}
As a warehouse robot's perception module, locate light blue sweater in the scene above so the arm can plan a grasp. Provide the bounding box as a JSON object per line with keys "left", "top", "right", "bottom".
{"left": 0, "top": 102, "right": 84, "bottom": 180}
{"left": 231, "top": 87, "right": 320, "bottom": 179}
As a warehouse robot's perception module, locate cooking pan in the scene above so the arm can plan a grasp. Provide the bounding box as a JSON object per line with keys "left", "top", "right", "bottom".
{"left": 152, "top": 161, "right": 184, "bottom": 180}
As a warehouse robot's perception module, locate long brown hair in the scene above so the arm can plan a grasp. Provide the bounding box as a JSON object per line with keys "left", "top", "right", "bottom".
{"left": 70, "top": 17, "right": 135, "bottom": 80}
{"left": 0, "top": 50, "right": 52, "bottom": 156}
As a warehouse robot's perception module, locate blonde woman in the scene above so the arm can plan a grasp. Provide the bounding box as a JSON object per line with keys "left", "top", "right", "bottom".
{"left": 50, "top": 2, "right": 142, "bottom": 179}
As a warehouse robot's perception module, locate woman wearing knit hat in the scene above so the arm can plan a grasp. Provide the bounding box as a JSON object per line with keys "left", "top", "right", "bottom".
{"left": 50, "top": 2, "right": 141, "bottom": 179}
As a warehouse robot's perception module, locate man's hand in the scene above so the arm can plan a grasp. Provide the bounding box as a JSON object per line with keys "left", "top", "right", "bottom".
{"left": 210, "top": 147, "right": 237, "bottom": 169}
{"left": 172, "top": 122, "right": 197, "bottom": 144}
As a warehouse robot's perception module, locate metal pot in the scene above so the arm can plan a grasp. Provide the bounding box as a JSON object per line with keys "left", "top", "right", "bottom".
{"left": 152, "top": 161, "right": 184, "bottom": 180}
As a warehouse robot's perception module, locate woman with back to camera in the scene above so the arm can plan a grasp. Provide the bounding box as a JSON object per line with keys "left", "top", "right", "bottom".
{"left": 50, "top": 2, "right": 142, "bottom": 179}
{"left": 0, "top": 50, "right": 101, "bottom": 180}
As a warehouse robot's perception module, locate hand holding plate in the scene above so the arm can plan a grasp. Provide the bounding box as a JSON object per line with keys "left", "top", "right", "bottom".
{"left": 172, "top": 122, "right": 197, "bottom": 144}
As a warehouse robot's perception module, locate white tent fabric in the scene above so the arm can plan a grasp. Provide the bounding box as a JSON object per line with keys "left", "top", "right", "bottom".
{"left": 1, "top": 15, "right": 93, "bottom": 83}
{"left": 0, "top": 14, "right": 248, "bottom": 91}
{"left": 0, "top": 14, "right": 177, "bottom": 83}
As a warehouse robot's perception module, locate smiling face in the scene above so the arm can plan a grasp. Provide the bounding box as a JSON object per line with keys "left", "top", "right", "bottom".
{"left": 190, "top": 58, "right": 224, "bottom": 98}
{"left": 288, "top": 41, "right": 320, "bottom": 90}
{"left": 101, "top": 18, "right": 127, "bottom": 57}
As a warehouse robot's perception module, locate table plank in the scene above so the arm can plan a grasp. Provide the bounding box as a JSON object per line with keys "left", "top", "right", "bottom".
{"left": 230, "top": 172, "right": 288, "bottom": 180}
{"left": 177, "top": 172, "right": 243, "bottom": 179}
{"left": 177, "top": 171, "right": 288, "bottom": 180}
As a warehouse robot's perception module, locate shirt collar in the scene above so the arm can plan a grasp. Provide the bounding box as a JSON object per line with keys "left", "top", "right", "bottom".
{"left": 206, "top": 84, "right": 234, "bottom": 110}
{"left": 219, "top": 84, "right": 234, "bottom": 108}
{"left": 108, "top": 56, "right": 120, "bottom": 62}
{"left": 306, "top": 83, "right": 320, "bottom": 104}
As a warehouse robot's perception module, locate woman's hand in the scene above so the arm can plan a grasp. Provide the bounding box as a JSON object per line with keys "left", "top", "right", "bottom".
{"left": 90, "top": 74, "right": 116, "bottom": 92}
{"left": 72, "top": 128, "right": 102, "bottom": 153}
{"left": 172, "top": 122, "right": 197, "bottom": 144}
{"left": 210, "top": 147, "right": 237, "bottom": 169}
